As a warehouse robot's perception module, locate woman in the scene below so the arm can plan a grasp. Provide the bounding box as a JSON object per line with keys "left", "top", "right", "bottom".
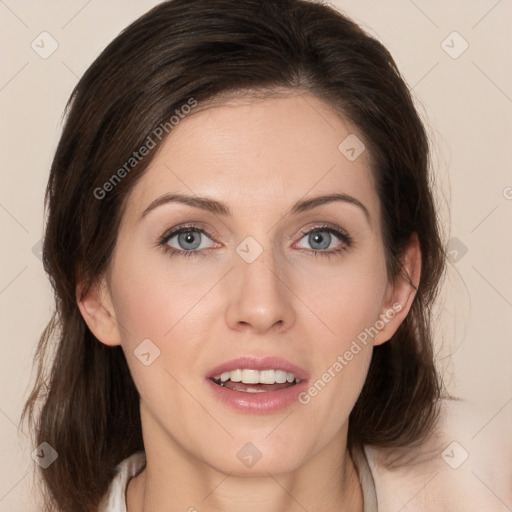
{"left": 22, "top": 0, "right": 502, "bottom": 511}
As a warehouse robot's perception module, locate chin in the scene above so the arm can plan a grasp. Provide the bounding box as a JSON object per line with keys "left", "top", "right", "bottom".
{"left": 199, "top": 436, "right": 309, "bottom": 477}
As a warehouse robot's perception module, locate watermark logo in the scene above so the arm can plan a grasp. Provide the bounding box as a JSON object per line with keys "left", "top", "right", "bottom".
{"left": 32, "top": 442, "right": 58, "bottom": 469}
{"left": 446, "top": 237, "right": 468, "bottom": 264}
{"left": 236, "top": 236, "right": 264, "bottom": 263}
{"left": 134, "top": 338, "right": 161, "bottom": 366}
{"left": 31, "top": 31, "right": 59, "bottom": 59}
{"left": 298, "top": 303, "right": 402, "bottom": 405}
{"left": 441, "top": 441, "right": 469, "bottom": 469}
{"left": 32, "top": 238, "right": 43, "bottom": 261}
{"left": 94, "top": 98, "right": 197, "bottom": 200}
{"left": 441, "top": 31, "right": 469, "bottom": 60}
{"left": 338, "top": 134, "right": 366, "bottom": 162}
{"left": 237, "top": 442, "right": 263, "bottom": 468}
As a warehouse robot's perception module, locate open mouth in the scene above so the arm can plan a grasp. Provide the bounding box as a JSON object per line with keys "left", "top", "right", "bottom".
{"left": 210, "top": 369, "right": 302, "bottom": 393}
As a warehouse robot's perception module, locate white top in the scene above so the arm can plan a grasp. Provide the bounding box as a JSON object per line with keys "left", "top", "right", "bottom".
{"left": 98, "top": 400, "right": 511, "bottom": 511}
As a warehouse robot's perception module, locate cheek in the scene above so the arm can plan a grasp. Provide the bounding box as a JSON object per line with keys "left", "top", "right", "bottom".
{"left": 293, "top": 247, "right": 389, "bottom": 345}
{"left": 109, "top": 244, "right": 219, "bottom": 345}
{"left": 291, "top": 247, "right": 388, "bottom": 414}
{"left": 106, "top": 247, "right": 218, "bottom": 401}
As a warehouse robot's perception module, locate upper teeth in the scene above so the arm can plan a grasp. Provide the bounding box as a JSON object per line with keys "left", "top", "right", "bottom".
{"left": 213, "top": 369, "right": 299, "bottom": 385}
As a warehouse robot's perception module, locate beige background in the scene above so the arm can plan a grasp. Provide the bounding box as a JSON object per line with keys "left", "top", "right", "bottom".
{"left": 1, "top": 0, "right": 511, "bottom": 510}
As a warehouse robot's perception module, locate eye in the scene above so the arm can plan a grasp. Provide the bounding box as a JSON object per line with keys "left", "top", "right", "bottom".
{"left": 159, "top": 225, "right": 218, "bottom": 257}
{"left": 295, "top": 225, "right": 352, "bottom": 255}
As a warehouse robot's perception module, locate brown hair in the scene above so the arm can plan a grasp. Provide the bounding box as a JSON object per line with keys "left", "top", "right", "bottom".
{"left": 22, "top": 0, "right": 446, "bottom": 510}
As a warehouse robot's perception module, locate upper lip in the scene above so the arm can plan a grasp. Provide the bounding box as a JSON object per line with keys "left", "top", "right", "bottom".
{"left": 206, "top": 356, "right": 310, "bottom": 381}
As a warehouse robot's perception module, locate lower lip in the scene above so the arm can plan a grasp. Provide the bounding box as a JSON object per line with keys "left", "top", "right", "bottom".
{"left": 205, "top": 378, "right": 309, "bottom": 413}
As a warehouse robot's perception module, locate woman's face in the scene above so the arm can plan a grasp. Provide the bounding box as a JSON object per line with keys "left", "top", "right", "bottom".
{"left": 90, "top": 92, "right": 411, "bottom": 476}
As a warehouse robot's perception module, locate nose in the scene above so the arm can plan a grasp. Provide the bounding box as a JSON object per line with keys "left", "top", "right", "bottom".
{"left": 224, "top": 248, "right": 296, "bottom": 334}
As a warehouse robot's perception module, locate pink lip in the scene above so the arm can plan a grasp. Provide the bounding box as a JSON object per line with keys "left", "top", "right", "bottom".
{"left": 205, "top": 378, "right": 309, "bottom": 413}
{"left": 205, "top": 356, "right": 310, "bottom": 381}
{"left": 204, "top": 356, "right": 310, "bottom": 414}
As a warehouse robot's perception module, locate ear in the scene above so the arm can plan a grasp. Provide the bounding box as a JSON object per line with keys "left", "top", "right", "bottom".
{"left": 76, "top": 274, "right": 122, "bottom": 347}
{"left": 373, "top": 233, "right": 422, "bottom": 346}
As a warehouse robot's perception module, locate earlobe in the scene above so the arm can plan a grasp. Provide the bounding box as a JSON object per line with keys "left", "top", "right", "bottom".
{"left": 76, "top": 276, "right": 122, "bottom": 347}
{"left": 373, "top": 233, "right": 422, "bottom": 346}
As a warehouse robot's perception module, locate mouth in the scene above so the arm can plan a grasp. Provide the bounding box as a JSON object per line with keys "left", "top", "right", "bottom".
{"left": 209, "top": 368, "right": 302, "bottom": 393}
{"left": 205, "top": 356, "right": 309, "bottom": 413}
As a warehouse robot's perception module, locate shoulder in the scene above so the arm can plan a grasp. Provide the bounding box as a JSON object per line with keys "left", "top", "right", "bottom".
{"left": 97, "top": 451, "right": 146, "bottom": 512}
{"left": 364, "top": 398, "right": 512, "bottom": 512}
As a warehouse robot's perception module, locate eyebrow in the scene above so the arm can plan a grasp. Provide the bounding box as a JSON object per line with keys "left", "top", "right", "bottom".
{"left": 139, "top": 192, "right": 370, "bottom": 223}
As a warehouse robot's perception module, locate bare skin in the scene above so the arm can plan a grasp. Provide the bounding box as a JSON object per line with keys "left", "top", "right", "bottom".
{"left": 78, "top": 91, "right": 420, "bottom": 512}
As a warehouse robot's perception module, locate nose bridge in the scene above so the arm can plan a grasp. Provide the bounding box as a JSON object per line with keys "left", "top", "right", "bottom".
{"left": 224, "top": 234, "right": 295, "bottom": 332}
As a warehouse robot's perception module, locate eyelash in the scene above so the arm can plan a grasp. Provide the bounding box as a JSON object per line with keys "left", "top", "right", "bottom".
{"left": 157, "top": 223, "right": 353, "bottom": 259}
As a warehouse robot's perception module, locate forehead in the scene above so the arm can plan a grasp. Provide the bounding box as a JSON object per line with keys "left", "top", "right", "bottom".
{"left": 123, "top": 92, "right": 380, "bottom": 229}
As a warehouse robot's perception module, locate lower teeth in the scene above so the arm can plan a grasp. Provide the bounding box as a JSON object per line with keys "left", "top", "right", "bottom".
{"left": 220, "top": 382, "right": 264, "bottom": 392}
{"left": 218, "top": 381, "right": 294, "bottom": 392}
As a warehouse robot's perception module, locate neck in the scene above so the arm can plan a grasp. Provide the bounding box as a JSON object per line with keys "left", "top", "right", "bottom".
{"left": 126, "top": 407, "right": 363, "bottom": 512}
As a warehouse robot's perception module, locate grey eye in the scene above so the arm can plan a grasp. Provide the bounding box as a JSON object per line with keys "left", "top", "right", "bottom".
{"left": 166, "top": 230, "right": 212, "bottom": 251}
